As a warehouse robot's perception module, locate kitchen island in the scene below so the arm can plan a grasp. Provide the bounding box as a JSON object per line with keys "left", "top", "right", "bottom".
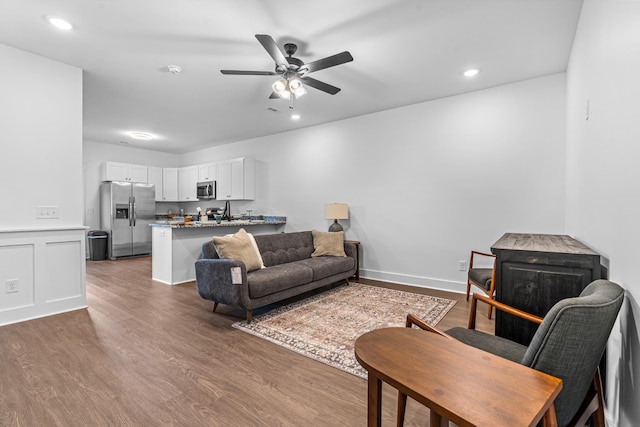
{"left": 150, "top": 220, "right": 286, "bottom": 285}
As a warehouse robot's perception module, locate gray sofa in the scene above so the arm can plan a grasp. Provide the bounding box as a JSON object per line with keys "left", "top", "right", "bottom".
{"left": 195, "top": 231, "right": 357, "bottom": 322}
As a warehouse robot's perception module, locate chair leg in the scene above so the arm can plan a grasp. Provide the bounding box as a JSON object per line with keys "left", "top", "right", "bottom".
{"left": 397, "top": 391, "right": 407, "bottom": 427}
{"left": 212, "top": 302, "right": 219, "bottom": 313}
{"left": 487, "top": 300, "right": 493, "bottom": 320}
{"left": 567, "top": 369, "right": 605, "bottom": 427}
{"left": 246, "top": 309, "right": 253, "bottom": 323}
{"left": 465, "top": 281, "right": 471, "bottom": 301}
{"left": 591, "top": 369, "right": 606, "bottom": 427}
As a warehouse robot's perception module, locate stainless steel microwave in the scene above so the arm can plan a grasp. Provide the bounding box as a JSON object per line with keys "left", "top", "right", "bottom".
{"left": 197, "top": 181, "right": 216, "bottom": 199}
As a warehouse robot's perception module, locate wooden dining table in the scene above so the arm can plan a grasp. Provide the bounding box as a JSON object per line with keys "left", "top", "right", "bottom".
{"left": 355, "top": 327, "right": 563, "bottom": 427}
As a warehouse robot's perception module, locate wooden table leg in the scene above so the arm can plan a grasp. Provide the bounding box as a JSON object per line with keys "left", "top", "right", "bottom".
{"left": 368, "top": 375, "right": 382, "bottom": 427}
{"left": 397, "top": 391, "right": 407, "bottom": 427}
{"left": 542, "top": 403, "right": 558, "bottom": 427}
{"left": 430, "top": 410, "right": 449, "bottom": 427}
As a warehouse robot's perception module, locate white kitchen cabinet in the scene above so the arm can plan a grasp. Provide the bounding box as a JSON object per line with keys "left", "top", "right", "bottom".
{"left": 162, "top": 168, "right": 179, "bottom": 201}
{"left": 102, "top": 161, "right": 148, "bottom": 183}
{"left": 178, "top": 166, "right": 199, "bottom": 201}
{"left": 216, "top": 157, "right": 255, "bottom": 200}
{"left": 147, "top": 167, "right": 164, "bottom": 202}
{"left": 198, "top": 163, "right": 217, "bottom": 182}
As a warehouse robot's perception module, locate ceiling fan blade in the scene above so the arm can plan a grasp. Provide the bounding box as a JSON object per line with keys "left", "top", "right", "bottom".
{"left": 300, "top": 76, "right": 341, "bottom": 95}
{"left": 302, "top": 51, "right": 353, "bottom": 74}
{"left": 269, "top": 92, "right": 280, "bottom": 99}
{"left": 220, "top": 70, "right": 278, "bottom": 75}
{"left": 255, "top": 34, "right": 288, "bottom": 68}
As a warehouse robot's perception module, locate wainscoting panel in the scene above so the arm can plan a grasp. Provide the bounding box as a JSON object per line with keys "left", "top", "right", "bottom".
{"left": 0, "top": 243, "right": 35, "bottom": 312}
{"left": 0, "top": 227, "right": 87, "bottom": 326}
{"left": 45, "top": 239, "right": 85, "bottom": 303}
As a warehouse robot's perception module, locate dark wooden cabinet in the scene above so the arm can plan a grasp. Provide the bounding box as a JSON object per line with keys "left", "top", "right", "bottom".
{"left": 491, "top": 233, "right": 603, "bottom": 346}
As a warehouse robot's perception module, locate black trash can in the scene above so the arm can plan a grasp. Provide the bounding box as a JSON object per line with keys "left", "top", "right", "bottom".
{"left": 88, "top": 230, "right": 108, "bottom": 261}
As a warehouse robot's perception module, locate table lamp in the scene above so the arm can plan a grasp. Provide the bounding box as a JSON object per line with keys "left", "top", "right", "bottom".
{"left": 325, "top": 203, "right": 349, "bottom": 232}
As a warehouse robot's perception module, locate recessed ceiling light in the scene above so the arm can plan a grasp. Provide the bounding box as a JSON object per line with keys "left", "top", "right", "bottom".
{"left": 46, "top": 16, "right": 73, "bottom": 30}
{"left": 167, "top": 65, "right": 182, "bottom": 75}
{"left": 291, "top": 114, "right": 301, "bottom": 120}
{"left": 464, "top": 68, "right": 479, "bottom": 77}
{"left": 129, "top": 132, "right": 153, "bottom": 140}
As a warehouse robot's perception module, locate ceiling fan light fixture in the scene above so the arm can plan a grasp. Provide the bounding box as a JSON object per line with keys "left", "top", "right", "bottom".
{"left": 288, "top": 77, "right": 307, "bottom": 98}
{"left": 279, "top": 90, "right": 291, "bottom": 100}
{"left": 272, "top": 78, "right": 288, "bottom": 95}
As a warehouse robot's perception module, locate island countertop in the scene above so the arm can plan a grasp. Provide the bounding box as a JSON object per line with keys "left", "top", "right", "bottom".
{"left": 150, "top": 219, "right": 286, "bottom": 285}
{"left": 150, "top": 219, "right": 286, "bottom": 229}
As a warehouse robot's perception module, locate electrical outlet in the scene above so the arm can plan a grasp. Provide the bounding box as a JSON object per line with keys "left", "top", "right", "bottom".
{"left": 459, "top": 260, "right": 467, "bottom": 271}
{"left": 6, "top": 279, "right": 18, "bottom": 293}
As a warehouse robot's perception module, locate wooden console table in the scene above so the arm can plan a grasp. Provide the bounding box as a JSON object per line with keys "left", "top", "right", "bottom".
{"left": 355, "top": 327, "right": 562, "bottom": 427}
{"left": 491, "top": 233, "right": 603, "bottom": 345}
{"left": 345, "top": 240, "right": 361, "bottom": 281}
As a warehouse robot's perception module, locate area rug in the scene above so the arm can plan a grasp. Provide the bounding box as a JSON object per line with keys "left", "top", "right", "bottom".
{"left": 232, "top": 282, "right": 456, "bottom": 379}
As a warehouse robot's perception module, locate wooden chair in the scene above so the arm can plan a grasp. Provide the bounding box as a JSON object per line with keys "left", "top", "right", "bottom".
{"left": 466, "top": 250, "right": 497, "bottom": 319}
{"left": 401, "top": 279, "right": 625, "bottom": 427}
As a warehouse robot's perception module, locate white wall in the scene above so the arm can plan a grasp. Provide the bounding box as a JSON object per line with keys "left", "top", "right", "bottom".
{"left": 182, "top": 74, "right": 567, "bottom": 291}
{"left": 0, "top": 43, "right": 86, "bottom": 326}
{"left": 565, "top": 1, "right": 640, "bottom": 425}
{"left": 1, "top": 43, "right": 83, "bottom": 228}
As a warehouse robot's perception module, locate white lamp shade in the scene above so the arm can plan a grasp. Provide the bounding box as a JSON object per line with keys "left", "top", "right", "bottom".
{"left": 325, "top": 203, "right": 349, "bottom": 220}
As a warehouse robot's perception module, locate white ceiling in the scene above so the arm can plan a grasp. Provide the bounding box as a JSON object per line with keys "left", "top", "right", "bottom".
{"left": 0, "top": 0, "right": 583, "bottom": 154}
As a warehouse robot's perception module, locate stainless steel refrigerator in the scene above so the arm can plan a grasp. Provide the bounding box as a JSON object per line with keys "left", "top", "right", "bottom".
{"left": 100, "top": 181, "right": 155, "bottom": 259}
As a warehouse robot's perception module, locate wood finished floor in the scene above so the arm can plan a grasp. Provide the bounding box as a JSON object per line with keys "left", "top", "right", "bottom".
{"left": 0, "top": 257, "right": 494, "bottom": 426}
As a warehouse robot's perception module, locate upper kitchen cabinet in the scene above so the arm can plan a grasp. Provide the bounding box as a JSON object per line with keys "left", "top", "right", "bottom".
{"left": 198, "top": 163, "right": 217, "bottom": 182}
{"left": 162, "top": 168, "right": 179, "bottom": 201}
{"left": 102, "top": 161, "right": 148, "bottom": 183}
{"left": 178, "top": 166, "right": 199, "bottom": 201}
{"left": 147, "top": 167, "right": 164, "bottom": 202}
{"left": 217, "top": 157, "right": 255, "bottom": 200}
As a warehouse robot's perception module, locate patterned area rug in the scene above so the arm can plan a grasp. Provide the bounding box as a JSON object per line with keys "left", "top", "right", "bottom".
{"left": 232, "top": 282, "right": 456, "bottom": 379}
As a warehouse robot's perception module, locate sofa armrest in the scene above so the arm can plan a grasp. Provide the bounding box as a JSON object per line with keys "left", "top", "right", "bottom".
{"left": 344, "top": 241, "right": 357, "bottom": 260}
{"left": 195, "top": 258, "right": 248, "bottom": 307}
{"left": 200, "top": 240, "right": 219, "bottom": 260}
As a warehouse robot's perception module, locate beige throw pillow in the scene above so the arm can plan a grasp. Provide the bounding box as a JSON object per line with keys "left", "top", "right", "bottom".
{"left": 246, "top": 232, "right": 266, "bottom": 269}
{"left": 311, "top": 230, "right": 346, "bottom": 257}
{"left": 213, "top": 228, "right": 263, "bottom": 272}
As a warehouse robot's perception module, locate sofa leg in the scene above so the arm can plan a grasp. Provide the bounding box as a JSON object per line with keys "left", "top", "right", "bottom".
{"left": 246, "top": 310, "right": 253, "bottom": 323}
{"left": 212, "top": 302, "right": 218, "bottom": 313}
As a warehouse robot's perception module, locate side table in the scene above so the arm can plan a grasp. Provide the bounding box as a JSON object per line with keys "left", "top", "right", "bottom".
{"left": 345, "top": 240, "right": 360, "bottom": 281}
{"left": 355, "top": 327, "right": 562, "bottom": 427}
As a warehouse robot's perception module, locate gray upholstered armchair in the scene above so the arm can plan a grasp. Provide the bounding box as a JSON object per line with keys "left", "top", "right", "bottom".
{"left": 404, "top": 279, "right": 624, "bottom": 427}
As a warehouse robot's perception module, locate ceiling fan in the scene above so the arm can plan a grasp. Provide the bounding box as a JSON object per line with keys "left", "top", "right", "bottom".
{"left": 221, "top": 34, "right": 353, "bottom": 100}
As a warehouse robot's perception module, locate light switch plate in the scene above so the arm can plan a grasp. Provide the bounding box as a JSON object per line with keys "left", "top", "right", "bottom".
{"left": 36, "top": 206, "right": 59, "bottom": 219}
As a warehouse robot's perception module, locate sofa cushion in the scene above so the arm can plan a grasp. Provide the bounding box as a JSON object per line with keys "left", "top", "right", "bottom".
{"left": 254, "top": 231, "right": 314, "bottom": 267}
{"left": 311, "top": 230, "right": 346, "bottom": 257}
{"left": 247, "top": 262, "right": 314, "bottom": 298}
{"left": 213, "top": 228, "right": 263, "bottom": 272}
{"left": 297, "top": 256, "right": 355, "bottom": 281}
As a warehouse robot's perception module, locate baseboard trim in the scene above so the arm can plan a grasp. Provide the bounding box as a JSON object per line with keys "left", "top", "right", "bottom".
{"left": 0, "top": 305, "right": 88, "bottom": 327}
{"left": 360, "top": 268, "right": 465, "bottom": 294}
